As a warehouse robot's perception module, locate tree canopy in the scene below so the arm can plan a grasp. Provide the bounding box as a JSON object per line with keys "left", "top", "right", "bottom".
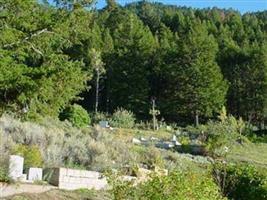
{"left": 0, "top": 0, "right": 266, "bottom": 125}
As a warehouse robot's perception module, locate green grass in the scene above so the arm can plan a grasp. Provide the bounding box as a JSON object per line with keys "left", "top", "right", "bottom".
{"left": 227, "top": 142, "right": 267, "bottom": 168}
{"left": 112, "top": 128, "right": 173, "bottom": 141}
{"left": 5, "top": 189, "right": 110, "bottom": 200}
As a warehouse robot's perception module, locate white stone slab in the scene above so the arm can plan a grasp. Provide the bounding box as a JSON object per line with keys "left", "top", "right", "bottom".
{"left": 9, "top": 155, "right": 24, "bottom": 180}
{"left": 99, "top": 121, "right": 109, "bottom": 128}
{"left": 132, "top": 138, "right": 141, "bottom": 144}
{"left": 28, "top": 168, "right": 43, "bottom": 181}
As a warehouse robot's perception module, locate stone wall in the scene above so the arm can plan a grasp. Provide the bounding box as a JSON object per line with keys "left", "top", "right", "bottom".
{"left": 44, "top": 168, "right": 108, "bottom": 190}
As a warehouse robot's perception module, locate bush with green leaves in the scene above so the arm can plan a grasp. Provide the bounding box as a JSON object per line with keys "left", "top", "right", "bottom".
{"left": 110, "top": 108, "right": 135, "bottom": 128}
{"left": 90, "top": 112, "right": 109, "bottom": 125}
{"left": 132, "top": 146, "right": 164, "bottom": 169}
{"left": 61, "top": 104, "right": 91, "bottom": 128}
{"left": 0, "top": 154, "right": 10, "bottom": 182}
{"left": 12, "top": 144, "right": 43, "bottom": 170}
{"left": 203, "top": 116, "right": 248, "bottom": 157}
{"left": 213, "top": 163, "right": 267, "bottom": 200}
{"left": 0, "top": 115, "right": 138, "bottom": 171}
{"left": 109, "top": 170, "right": 226, "bottom": 200}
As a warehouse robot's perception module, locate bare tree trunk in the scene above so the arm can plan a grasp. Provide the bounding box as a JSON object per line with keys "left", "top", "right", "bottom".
{"left": 195, "top": 111, "right": 199, "bottom": 127}
{"left": 95, "top": 69, "right": 99, "bottom": 113}
{"left": 152, "top": 99, "right": 156, "bottom": 131}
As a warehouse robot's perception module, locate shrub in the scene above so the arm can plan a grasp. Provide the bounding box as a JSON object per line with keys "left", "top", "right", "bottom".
{"left": 13, "top": 144, "right": 43, "bottom": 169}
{"left": 0, "top": 115, "right": 138, "bottom": 171}
{"left": 110, "top": 108, "right": 135, "bottom": 128}
{"left": 213, "top": 163, "right": 267, "bottom": 200}
{"left": 204, "top": 116, "right": 247, "bottom": 157}
{"left": 0, "top": 154, "right": 10, "bottom": 182}
{"left": 61, "top": 104, "right": 90, "bottom": 128}
{"left": 109, "top": 170, "right": 226, "bottom": 200}
{"left": 136, "top": 146, "right": 164, "bottom": 169}
{"left": 90, "top": 112, "right": 109, "bottom": 125}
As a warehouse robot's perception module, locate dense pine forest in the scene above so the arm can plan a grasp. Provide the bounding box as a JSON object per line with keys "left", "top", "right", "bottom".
{"left": 0, "top": 0, "right": 267, "bottom": 126}
{"left": 1, "top": 1, "right": 267, "bottom": 199}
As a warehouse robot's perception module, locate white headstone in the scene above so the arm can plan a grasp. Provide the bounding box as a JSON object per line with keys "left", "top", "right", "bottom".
{"left": 28, "top": 167, "right": 43, "bottom": 181}
{"left": 166, "top": 126, "right": 172, "bottom": 131}
{"left": 172, "top": 135, "right": 177, "bottom": 142}
{"left": 9, "top": 155, "right": 24, "bottom": 180}
{"left": 99, "top": 121, "right": 109, "bottom": 128}
{"left": 132, "top": 138, "right": 141, "bottom": 144}
{"left": 140, "top": 137, "right": 147, "bottom": 142}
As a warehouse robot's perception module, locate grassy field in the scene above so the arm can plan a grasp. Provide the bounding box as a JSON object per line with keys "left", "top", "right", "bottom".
{"left": 227, "top": 142, "right": 267, "bottom": 168}
{"left": 112, "top": 128, "right": 173, "bottom": 141}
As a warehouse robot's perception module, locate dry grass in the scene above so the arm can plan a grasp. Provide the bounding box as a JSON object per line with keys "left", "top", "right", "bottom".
{"left": 112, "top": 128, "right": 173, "bottom": 142}
{"left": 4, "top": 189, "right": 109, "bottom": 200}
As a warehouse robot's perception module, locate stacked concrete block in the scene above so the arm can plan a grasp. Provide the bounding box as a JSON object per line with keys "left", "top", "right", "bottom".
{"left": 28, "top": 168, "right": 43, "bottom": 181}
{"left": 44, "top": 168, "right": 108, "bottom": 190}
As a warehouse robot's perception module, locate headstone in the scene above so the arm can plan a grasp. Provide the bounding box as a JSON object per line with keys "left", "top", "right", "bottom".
{"left": 132, "top": 138, "right": 141, "bottom": 144}
{"left": 140, "top": 137, "right": 147, "bottom": 142}
{"left": 174, "top": 141, "right": 181, "bottom": 146}
{"left": 9, "top": 155, "right": 24, "bottom": 180}
{"left": 176, "top": 129, "right": 181, "bottom": 135}
{"left": 156, "top": 142, "right": 174, "bottom": 149}
{"left": 28, "top": 168, "right": 43, "bottom": 181}
{"left": 150, "top": 137, "right": 159, "bottom": 141}
{"left": 99, "top": 121, "right": 109, "bottom": 128}
{"left": 166, "top": 126, "right": 172, "bottom": 131}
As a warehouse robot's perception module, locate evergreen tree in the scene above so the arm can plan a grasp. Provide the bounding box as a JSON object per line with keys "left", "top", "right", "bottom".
{"left": 106, "top": 12, "right": 156, "bottom": 116}
{"left": 159, "top": 23, "right": 228, "bottom": 124}
{"left": 0, "top": 0, "right": 91, "bottom": 118}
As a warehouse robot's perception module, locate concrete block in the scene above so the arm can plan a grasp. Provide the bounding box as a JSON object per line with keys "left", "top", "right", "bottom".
{"left": 28, "top": 168, "right": 43, "bottom": 181}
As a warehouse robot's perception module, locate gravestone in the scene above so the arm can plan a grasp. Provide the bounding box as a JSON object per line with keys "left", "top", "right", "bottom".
{"left": 172, "top": 135, "right": 177, "bottom": 142}
{"left": 9, "top": 155, "right": 24, "bottom": 180}
{"left": 140, "top": 137, "right": 147, "bottom": 142}
{"left": 99, "top": 121, "right": 109, "bottom": 128}
{"left": 132, "top": 138, "right": 141, "bottom": 144}
{"left": 28, "top": 168, "right": 43, "bottom": 181}
{"left": 166, "top": 126, "right": 172, "bottom": 131}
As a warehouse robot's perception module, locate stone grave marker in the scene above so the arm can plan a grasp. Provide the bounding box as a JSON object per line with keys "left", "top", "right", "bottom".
{"left": 99, "top": 121, "right": 109, "bottom": 128}
{"left": 9, "top": 155, "right": 24, "bottom": 180}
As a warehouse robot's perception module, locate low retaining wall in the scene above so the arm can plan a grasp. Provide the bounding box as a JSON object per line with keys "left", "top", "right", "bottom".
{"left": 44, "top": 168, "right": 108, "bottom": 190}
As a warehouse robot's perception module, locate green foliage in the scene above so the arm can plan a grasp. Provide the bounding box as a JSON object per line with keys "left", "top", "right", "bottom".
{"left": 61, "top": 104, "right": 90, "bottom": 128}
{"left": 1, "top": 0, "right": 267, "bottom": 126}
{"left": 106, "top": 10, "right": 156, "bottom": 116}
{"left": 0, "top": 0, "right": 92, "bottom": 119}
{"left": 110, "top": 108, "right": 135, "bottom": 128}
{"left": 53, "top": 0, "right": 94, "bottom": 9}
{"left": 90, "top": 112, "right": 109, "bottom": 124}
{"left": 0, "top": 154, "right": 11, "bottom": 182}
{"left": 213, "top": 163, "right": 267, "bottom": 200}
{"left": 159, "top": 23, "right": 228, "bottom": 123}
{"left": 139, "top": 146, "right": 164, "bottom": 169}
{"left": 109, "top": 170, "right": 226, "bottom": 200}
{"left": 204, "top": 115, "right": 248, "bottom": 157}
{"left": 13, "top": 144, "right": 43, "bottom": 169}
{"left": 0, "top": 115, "right": 141, "bottom": 172}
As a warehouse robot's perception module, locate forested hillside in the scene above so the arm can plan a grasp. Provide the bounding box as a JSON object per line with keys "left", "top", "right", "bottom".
{"left": 0, "top": 0, "right": 267, "bottom": 126}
